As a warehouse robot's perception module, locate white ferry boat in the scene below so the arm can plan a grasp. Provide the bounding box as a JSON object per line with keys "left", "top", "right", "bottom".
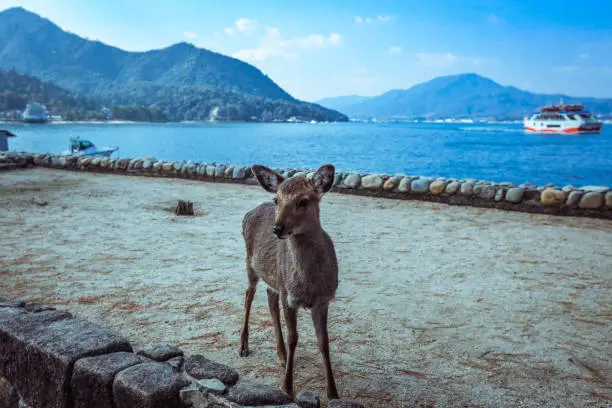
{"left": 524, "top": 102, "right": 602, "bottom": 134}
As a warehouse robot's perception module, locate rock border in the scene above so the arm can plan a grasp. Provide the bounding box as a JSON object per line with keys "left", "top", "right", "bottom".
{"left": 2, "top": 152, "right": 611, "bottom": 220}
{"left": 0, "top": 297, "right": 361, "bottom": 408}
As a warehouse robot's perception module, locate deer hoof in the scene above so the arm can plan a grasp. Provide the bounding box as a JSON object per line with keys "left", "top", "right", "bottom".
{"left": 239, "top": 348, "right": 249, "bottom": 357}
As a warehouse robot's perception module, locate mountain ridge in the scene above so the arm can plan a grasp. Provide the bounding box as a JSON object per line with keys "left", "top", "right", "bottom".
{"left": 0, "top": 7, "right": 347, "bottom": 122}
{"left": 318, "top": 73, "right": 612, "bottom": 119}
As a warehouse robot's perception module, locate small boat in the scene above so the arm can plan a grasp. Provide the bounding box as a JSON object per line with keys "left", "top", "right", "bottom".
{"left": 62, "top": 137, "right": 119, "bottom": 157}
{"left": 524, "top": 101, "right": 603, "bottom": 134}
{"left": 22, "top": 103, "right": 48, "bottom": 124}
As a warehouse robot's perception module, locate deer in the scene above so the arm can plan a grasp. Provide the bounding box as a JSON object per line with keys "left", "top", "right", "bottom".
{"left": 239, "top": 163, "right": 340, "bottom": 400}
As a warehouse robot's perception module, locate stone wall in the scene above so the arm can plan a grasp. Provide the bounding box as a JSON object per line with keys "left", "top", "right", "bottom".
{"left": 0, "top": 298, "right": 363, "bottom": 408}
{"left": 2, "top": 152, "right": 611, "bottom": 220}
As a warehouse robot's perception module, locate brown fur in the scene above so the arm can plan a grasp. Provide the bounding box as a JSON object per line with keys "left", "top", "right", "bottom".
{"left": 239, "top": 164, "right": 339, "bottom": 400}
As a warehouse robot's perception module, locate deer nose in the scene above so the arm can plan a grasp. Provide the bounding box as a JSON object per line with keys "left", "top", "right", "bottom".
{"left": 272, "top": 224, "right": 284, "bottom": 238}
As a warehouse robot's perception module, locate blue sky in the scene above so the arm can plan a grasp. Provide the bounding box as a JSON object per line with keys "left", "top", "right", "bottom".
{"left": 1, "top": 0, "right": 612, "bottom": 101}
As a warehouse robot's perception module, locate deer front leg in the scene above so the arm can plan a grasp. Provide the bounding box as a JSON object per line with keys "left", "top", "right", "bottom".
{"left": 267, "top": 287, "right": 287, "bottom": 367}
{"left": 239, "top": 274, "right": 258, "bottom": 357}
{"left": 281, "top": 294, "right": 298, "bottom": 399}
{"left": 311, "top": 303, "right": 339, "bottom": 400}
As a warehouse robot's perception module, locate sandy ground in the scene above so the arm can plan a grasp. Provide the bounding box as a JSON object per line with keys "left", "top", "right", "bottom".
{"left": 1, "top": 168, "right": 611, "bottom": 408}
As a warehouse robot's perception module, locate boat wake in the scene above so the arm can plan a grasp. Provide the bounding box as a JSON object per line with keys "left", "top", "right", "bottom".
{"left": 457, "top": 126, "right": 520, "bottom": 133}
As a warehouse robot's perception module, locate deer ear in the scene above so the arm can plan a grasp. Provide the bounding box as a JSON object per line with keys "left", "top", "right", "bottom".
{"left": 312, "top": 164, "right": 335, "bottom": 195}
{"left": 252, "top": 165, "right": 285, "bottom": 193}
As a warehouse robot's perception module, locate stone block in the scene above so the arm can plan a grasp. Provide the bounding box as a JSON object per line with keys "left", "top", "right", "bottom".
{"left": 72, "top": 352, "right": 142, "bottom": 408}
{"left": 0, "top": 311, "right": 131, "bottom": 408}
{"left": 296, "top": 390, "right": 320, "bottom": 408}
{"left": 184, "top": 355, "right": 238, "bottom": 386}
{"left": 113, "top": 362, "right": 189, "bottom": 408}
{"left": 225, "top": 382, "right": 292, "bottom": 406}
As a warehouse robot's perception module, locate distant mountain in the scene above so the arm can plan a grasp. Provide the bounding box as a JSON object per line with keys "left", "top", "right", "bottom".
{"left": 0, "top": 7, "right": 347, "bottom": 122}
{"left": 315, "top": 95, "right": 373, "bottom": 111}
{"left": 324, "top": 73, "right": 612, "bottom": 120}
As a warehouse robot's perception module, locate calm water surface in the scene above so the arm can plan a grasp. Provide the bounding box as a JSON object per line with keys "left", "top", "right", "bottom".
{"left": 5, "top": 122, "right": 612, "bottom": 187}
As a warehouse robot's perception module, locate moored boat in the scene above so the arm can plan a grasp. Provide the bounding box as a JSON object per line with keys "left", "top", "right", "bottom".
{"left": 524, "top": 102, "right": 602, "bottom": 134}
{"left": 62, "top": 137, "right": 119, "bottom": 157}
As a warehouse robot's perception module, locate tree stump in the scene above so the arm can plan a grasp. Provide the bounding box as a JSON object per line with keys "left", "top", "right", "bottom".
{"left": 175, "top": 200, "right": 194, "bottom": 216}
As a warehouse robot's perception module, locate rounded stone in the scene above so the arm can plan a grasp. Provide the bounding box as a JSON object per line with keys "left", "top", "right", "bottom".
{"left": 579, "top": 192, "right": 604, "bottom": 209}
{"left": 505, "top": 187, "right": 525, "bottom": 203}
{"left": 152, "top": 161, "right": 162, "bottom": 171}
{"left": 232, "top": 166, "right": 247, "bottom": 179}
{"left": 459, "top": 182, "right": 474, "bottom": 196}
{"left": 580, "top": 186, "right": 610, "bottom": 193}
{"left": 494, "top": 188, "right": 505, "bottom": 202}
{"left": 541, "top": 188, "right": 566, "bottom": 206}
{"left": 410, "top": 178, "right": 431, "bottom": 194}
{"left": 383, "top": 176, "right": 401, "bottom": 191}
{"left": 474, "top": 184, "right": 496, "bottom": 200}
{"left": 397, "top": 177, "right": 411, "bottom": 193}
{"left": 565, "top": 190, "right": 583, "bottom": 207}
{"left": 445, "top": 181, "right": 460, "bottom": 195}
{"left": 606, "top": 192, "right": 612, "bottom": 208}
{"left": 224, "top": 166, "right": 235, "bottom": 178}
{"left": 133, "top": 160, "right": 144, "bottom": 170}
{"left": 91, "top": 157, "right": 102, "bottom": 167}
{"left": 215, "top": 165, "right": 227, "bottom": 178}
{"left": 429, "top": 180, "right": 446, "bottom": 195}
{"left": 360, "top": 174, "right": 384, "bottom": 190}
{"left": 343, "top": 173, "right": 361, "bottom": 189}
{"left": 162, "top": 162, "right": 174, "bottom": 172}
{"left": 186, "top": 163, "right": 198, "bottom": 176}
{"left": 562, "top": 185, "right": 574, "bottom": 192}
{"left": 306, "top": 172, "right": 315, "bottom": 180}
{"left": 204, "top": 165, "right": 216, "bottom": 177}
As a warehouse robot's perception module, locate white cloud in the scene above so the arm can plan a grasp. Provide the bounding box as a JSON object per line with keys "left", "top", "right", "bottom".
{"left": 355, "top": 15, "right": 394, "bottom": 24}
{"left": 224, "top": 17, "right": 259, "bottom": 36}
{"left": 235, "top": 18, "right": 258, "bottom": 33}
{"left": 267, "top": 27, "right": 281, "bottom": 38}
{"left": 388, "top": 46, "right": 402, "bottom": 55}
{"left": 329, "top": 33, "right": 342, "bottom": 45}
{"left": 415, "top": 52, "right": 496, "bottom": 68}
{"left": 183, "top": 31, "right": 199, "bottom": 40}
{"left": 234, "top": 32, "right": 342, "bottom": 62}
{"left": 377, "top": 15, "right": 395, "bottom": 23}
{"left": 485, "top": 14, "right": 504, "bottom": 25}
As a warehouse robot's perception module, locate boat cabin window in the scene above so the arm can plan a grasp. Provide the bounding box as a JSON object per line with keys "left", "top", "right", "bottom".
{"left": 546, "top": 124, "right": 561, "bottom": 128}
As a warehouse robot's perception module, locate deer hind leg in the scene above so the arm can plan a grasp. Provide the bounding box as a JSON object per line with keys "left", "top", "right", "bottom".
{"left": 267, "top": 287, "right": 287, "bottom": 367}
{"left": 281, "top": 295, "right": 298, "bottom": 399}
{"left": 311, "top": 303, "right": 339, "bottom": 400}
{"left": 239, "top": 267, "right": 258, "bottom": 357}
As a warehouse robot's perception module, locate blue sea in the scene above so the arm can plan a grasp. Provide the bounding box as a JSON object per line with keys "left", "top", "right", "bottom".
{"left": 4, "top": 121, "right": 612, "bottom": 187}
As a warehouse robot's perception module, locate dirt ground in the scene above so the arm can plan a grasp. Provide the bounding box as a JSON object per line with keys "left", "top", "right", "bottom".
{"left": 1, "top": 168, "right": 611, "bottom": 408}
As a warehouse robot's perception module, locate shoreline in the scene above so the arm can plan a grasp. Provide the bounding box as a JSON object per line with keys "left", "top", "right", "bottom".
{"left": 1, "top": 152, "right": 610, "bottom": 220}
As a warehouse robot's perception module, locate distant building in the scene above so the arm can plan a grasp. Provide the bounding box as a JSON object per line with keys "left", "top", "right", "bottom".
{"left": 102, "top": 107, "right": 112, "bottom": 120}
{"left": 22, "top": 103, "right": 48, "bottom": 123}
{"left": 0, "top": 129, "right": 16, "bottom": 151}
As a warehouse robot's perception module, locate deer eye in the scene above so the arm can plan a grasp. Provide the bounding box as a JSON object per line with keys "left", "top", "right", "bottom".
{"left": 297, "top": 199, "right": 309, "bottom": 208}
{"left": 273, "top": 197, "right": 279, "bottom": 205}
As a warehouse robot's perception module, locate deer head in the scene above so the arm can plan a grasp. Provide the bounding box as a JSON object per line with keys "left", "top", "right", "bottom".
{"left": 251, "top": 164, "right": 335, "bottom": 239}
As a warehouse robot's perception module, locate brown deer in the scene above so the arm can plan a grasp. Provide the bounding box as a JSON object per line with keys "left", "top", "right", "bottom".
{"left": 239, "top": 164, "right": 339, "bottom": 400}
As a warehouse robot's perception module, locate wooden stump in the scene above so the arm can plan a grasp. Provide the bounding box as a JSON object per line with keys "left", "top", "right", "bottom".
{"left": 175, "top": 200, "right": 194, "bottom": 216}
